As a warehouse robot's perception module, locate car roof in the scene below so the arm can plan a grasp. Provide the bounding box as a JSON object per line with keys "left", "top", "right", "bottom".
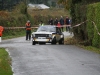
{"left": 39, "top": 25, "right": 56, "bottom": 27}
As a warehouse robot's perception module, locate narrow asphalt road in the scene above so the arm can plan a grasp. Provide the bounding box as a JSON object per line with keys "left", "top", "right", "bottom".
{"left": 0, "top": 32, "right": 100, "bottom": 75}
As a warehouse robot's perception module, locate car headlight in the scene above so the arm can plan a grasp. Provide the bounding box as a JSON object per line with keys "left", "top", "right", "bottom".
{"left": 32, "top": 34, "right": 35, "bottom": 37}
{"left": 49, "top": 34, "right": 52, "bottom": 37}
{"left": 61, "top": 35, "right": 64, "bottom": 38}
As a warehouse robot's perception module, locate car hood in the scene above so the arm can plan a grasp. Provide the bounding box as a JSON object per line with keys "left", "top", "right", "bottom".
{"left": 32, "top": 31, "right": 55, "bottom": 34}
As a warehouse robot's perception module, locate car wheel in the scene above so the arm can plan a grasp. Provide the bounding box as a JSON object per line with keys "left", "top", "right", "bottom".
{"left": 59, "top": 38, "right": 64, "bottom": 45}
{"left": 51, "top": 37, "right": 56, "bottom": 44}
{"left": 32, "top": 41, "right": 36, "bottom": 45}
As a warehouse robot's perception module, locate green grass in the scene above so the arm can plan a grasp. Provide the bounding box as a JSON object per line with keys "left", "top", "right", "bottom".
{"left": 64, "top": 37, "right": 100, "bottom": 54}
{"left": 2, "top": 29, "right": 36, "bottom": 40}
{"left": 0, "top": 48, "right": 13, "bottom": 75}
{"left": 3, "top": 30, "right": 26, "bottom": 40}
{"left": 3, "top": 31, "right": 25, "bottom": 40}
{"left": 78, "top": 45, "right": 100, "bottom": 54}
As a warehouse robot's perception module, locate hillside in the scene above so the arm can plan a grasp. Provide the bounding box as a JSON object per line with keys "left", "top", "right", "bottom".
{"left": 28, "top": 8, "right": 69, "bottom": 25}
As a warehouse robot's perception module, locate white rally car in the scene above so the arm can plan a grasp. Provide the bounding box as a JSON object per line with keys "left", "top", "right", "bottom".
{"left": 31, "top": 25, "right": 64, "bottom": 45}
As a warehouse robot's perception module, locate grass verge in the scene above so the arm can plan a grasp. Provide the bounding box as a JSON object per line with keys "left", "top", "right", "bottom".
{"left": 77, "top": 45, "right": 100, "bottom": 54}
{"left": 2, "top": 29, "right": 36, "bottom": 40}
{"left": 64, "top": 37, "right": 100, "bottom": 54}
{"left": 0, "top": 48, "right": 13, "bottom": 75}
{"left": 2, "top": 29, "right": 26, "bottom": 40}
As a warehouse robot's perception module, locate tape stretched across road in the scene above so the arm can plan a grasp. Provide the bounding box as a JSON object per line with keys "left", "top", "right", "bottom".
{"left": 65, "top": 20, "right": 100, "bottom": 36}
{"left": 91, "top": 21, "right": 100, "bottom": 36}
{"left": 4, "top": 26, "right": 38, "bottom": 29}
{"left": 3, "top": 21, "right": 100, "bottom": 36}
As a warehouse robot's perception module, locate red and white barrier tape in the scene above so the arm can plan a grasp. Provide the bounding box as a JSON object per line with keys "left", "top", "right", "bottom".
{"left": 91, "top": 21, "right": 100, "bottom": 36}
{"left": 3, "top": 21, "right": 100, "bottom": 36}
{"left": 4, "top": 26, "right": 38, "bottom": 29}
{"left": 71, "top": 20, "right": 100, "bottom": 36}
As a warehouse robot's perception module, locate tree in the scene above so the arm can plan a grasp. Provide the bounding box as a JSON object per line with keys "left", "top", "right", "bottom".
{"left": 58, "top": 0, "right": 100, "bottom": 45}
{"left": 58, "top": 0, "right": 72, "bottom": 10}
{"left": 0, "top": 0, "right": 21, "bottom": 10}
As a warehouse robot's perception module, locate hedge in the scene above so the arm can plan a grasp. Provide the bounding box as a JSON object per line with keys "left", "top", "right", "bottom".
{"left": 87, "top": 2, "right": 100, "bottom": 48}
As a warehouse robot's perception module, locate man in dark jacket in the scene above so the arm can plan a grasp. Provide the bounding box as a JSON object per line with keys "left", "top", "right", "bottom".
{"left": 60, "top": 16, "right": 64, "bottom": 32}
{"left": 65, "top": 16, "right": 70, "bottom": 32}
{"left": 25, "top": 20, "right": 31, "bottom": 40}
{"left": 49, "top": 18, "right": 54, "bottom": 25}
{"left": 54, "top": 18, "right": 58, "bottom": 25}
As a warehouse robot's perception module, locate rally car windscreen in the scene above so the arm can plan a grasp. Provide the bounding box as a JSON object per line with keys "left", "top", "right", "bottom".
{"left": 37, "top": 26, "right": 56, "bottom": 32}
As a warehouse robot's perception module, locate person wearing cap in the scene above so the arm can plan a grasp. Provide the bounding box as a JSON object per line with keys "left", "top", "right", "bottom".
{"left": 25, "top": 20, "right": 31, "bottom": 40}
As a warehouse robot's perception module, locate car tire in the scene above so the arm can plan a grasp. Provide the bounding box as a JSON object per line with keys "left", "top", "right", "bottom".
{"left": 32, "top": 41, "right": 36, "bottom": 45}
{"left": 59, "top": 38, "right": 64, "bottom": 45}
{"left": 51, "top": 37, "right": 56, "bottom": 44}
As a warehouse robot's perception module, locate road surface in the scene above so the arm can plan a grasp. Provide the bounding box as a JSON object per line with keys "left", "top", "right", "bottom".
{"left": 0, "top": 32, "right": 100, "bottom": 75}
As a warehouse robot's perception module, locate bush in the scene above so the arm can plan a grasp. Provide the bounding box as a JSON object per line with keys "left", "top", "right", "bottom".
{"left": 87, "top": 2, "right": 100, "bottom": 48}
{"left": 70, "top": 1, "right": 100, "bottom": 48}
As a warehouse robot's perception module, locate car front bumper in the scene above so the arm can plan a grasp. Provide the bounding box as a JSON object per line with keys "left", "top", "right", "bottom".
{"left": 32, "top": 37, "right": 52, "bottom": 43}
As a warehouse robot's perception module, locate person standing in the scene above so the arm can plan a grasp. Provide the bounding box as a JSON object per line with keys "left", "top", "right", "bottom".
{"left": 54, "top": 18, "right": 58, "bottom": 26}
{"left": 49, "top": 18, "right": 54, "bottom": 25}
{"left": 57, "top": 22, "right": 61, "bottom": 31}
{"left": 0, "top": 26, "right": 4, "bottom": 42}
{"left": 60, "top": 16, "right": 64, "bottom": 32}
{"left": 0, "top": 26, "right": 4, "bottom": 37}
{"left": 25, "top": 20, "right": 31, "bottom": 40}
{"left": 65, "top": 16, "right": 70, "bottom": 32}
{"left": 39, "top": 21, "right": 44, "bottom": 26}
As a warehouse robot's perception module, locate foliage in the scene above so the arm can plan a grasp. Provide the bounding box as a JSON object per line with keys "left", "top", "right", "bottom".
{"left": 0, "top": 2, "right": 34, "bottom": 38}
{"left": 2, "top": 29, "right": 26, "bottom": 39}
{"left": 28, "top": 8, "right": 68, "bottom": 25}
{"left": 58, "top": 0, "right": 100, "bottom": 48}
{"left": 71, "top": 1, "right": 100, "bottom": 48}
{"left": 58, "top": 0, "right": 72, "bottom": 10}
{"left": 87, "top": 2, "right": 100, "bottom": 48}
{"left": 0, "top": 0, "right": 22, "bottom": 10}
{"left": 0, "top": 48, "right": 13, "bottom": 75}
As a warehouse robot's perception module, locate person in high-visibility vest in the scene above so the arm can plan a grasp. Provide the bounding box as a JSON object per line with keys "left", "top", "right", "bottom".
{"left": 39, "top": 21, "right": 44, "bottom": 26}
{"left": 0, "top": 26, "right": 4, "bottom": 37}
{"left": 0, "top": 26, "right": 4, "bottom": 42}
{"left": 25, "top": 20, "right": 31, "bottom": 40}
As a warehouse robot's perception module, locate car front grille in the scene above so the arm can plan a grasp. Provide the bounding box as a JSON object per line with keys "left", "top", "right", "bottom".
{"left": 35, "top": 34, "right": 49, "bottom": 37}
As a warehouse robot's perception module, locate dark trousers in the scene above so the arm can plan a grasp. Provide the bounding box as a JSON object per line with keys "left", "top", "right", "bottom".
{"left": 26, "top": 30, "right": 31, "bottom": 40}
{"left": 61, "top": 26, "right": 63, "bottom": 32}
{"left": 66, "top": 26, "right": 70, "bottom": 32}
